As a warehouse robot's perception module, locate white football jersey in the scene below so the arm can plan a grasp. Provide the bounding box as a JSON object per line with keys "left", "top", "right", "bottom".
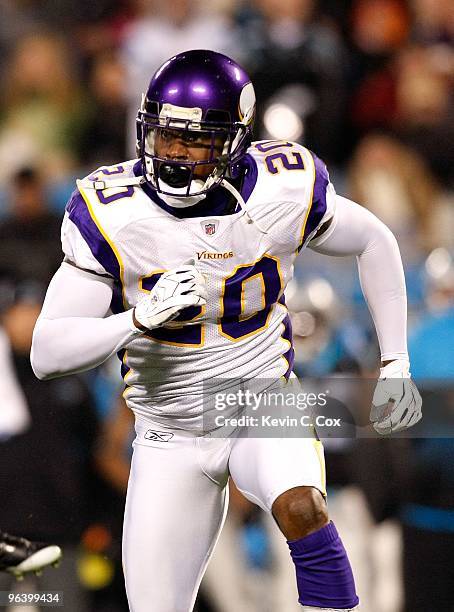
{"left": 62, "top": 140, "right": 336, "bottom": 428}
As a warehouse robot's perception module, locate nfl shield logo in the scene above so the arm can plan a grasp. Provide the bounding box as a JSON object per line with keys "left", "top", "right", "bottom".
{"left": 204, "top": 223, "right": 216, "bottom": 236}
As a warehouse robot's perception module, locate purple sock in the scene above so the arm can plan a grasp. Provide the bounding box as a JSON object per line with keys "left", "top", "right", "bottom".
{"left": 287, "top": 521, "right": 359, "bottom": 609}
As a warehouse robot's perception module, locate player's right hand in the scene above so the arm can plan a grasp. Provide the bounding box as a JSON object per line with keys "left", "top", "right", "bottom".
{"left": 133, "top": 259, "right": 206, "bottom": 331}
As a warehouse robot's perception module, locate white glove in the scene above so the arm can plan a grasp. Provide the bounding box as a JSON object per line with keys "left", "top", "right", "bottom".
{"left": 370, "top": 359, "right": 422, "bottom": 435}
{"left": 133, "top": 259, "right": 206, "bottom": 331}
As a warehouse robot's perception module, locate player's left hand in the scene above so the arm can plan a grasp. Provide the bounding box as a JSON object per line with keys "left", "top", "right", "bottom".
{"left": 370, "top": 359, "right": 422, "bottom": 435}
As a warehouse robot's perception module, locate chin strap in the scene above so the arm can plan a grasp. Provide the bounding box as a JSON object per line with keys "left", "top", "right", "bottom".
{"left": 220, "top": 179, "right": 268, "bottom": 234}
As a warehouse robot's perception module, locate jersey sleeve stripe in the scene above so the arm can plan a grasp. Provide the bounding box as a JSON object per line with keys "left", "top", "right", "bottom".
{"left": 241, "top": 154, "right": 259, "bottom": 202}
{"left": 296, "top": 148, "right": 316, "bottom": 253}
{"left": 66, "top": 189, "right": 120, "bottom": 278}
{"left": 297, "top": 151, "right": 329, "bottom": 252}
{"left": 111, "top": 279, "right": 126, "bottom": 314}
{"left": 68, "top": 184, "right": 127, "bottom": 308}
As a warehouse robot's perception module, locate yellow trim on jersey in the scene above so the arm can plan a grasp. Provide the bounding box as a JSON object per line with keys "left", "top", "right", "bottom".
{"left": 253, "top": 140, "right": 291, "bottom": 152}
{"left": 263, "top": 151, "right": 307, "bottom": 175}
{"left": 239, "top": 272, "right": 266, "bottom": 321}
{"left": 296, "top": 148, "right": 316, "bottom": 254}
{"left": 122, "top": 350, "right": 134, "bottom": 399}
{"left": 218, "top": 253, "right": 284, "bottom": 342}
{"left": 277, "top": 302, "right": 293, "bottom": 381}
{"left": 138, "top": 269, "right": 166, "bottom": 293}
{"left": 77, "top": 180, "right": 128, "bottom": 309}
{"left": 313, "top": 439, "right": 327, "bottom": 496}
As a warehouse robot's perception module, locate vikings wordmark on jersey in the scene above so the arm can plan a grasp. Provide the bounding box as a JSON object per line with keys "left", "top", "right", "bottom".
{"left": 62, "top": 141, "right": 335, "bottom": 428}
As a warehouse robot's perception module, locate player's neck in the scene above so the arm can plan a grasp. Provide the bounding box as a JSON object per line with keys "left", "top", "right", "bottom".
{"left": 133, "top": 156, "right": 257, "bottom": 219}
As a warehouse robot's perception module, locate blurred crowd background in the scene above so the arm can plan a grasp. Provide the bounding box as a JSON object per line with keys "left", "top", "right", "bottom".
{"left": 0, "top": 0, "right": 453, "bottom": 610}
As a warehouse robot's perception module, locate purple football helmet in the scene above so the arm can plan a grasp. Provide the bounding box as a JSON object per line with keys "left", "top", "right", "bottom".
{"left": 136, "top": 50, "right": 256, "bottom": 198}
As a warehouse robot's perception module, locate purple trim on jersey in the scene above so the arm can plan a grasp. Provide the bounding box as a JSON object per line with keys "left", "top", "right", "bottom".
{"left": 97, "top": 186, "right": 134, "bottom": 204}
{"left": 297, "top": 151, "right": 330, "bottom": 252}
{"left": 288, "top": 521, "right": 359, "bottom": 608}
{"left": 133, "top": 156, "right": 257, "bottom": 218}
{"left": 117, "top": 349, "right": 130, "bottom": 380}
{"left": 88, "top": 165, "right": 126, "bottom": 178}
{"left": 220, "top": 256, "right": 282, "bottom": 340}
{"left": 66, "top": 190, "right": 120, "bottom": 280}
{"left": 281, "top": 314, "right": 295, "bottom": 380}
{"left": 117, "top": 348, "right": 131, "bottom": 397}
{"left": 239, "top": 153, "right": 258, "bottom": 204}
{"left": 110, "top": 279, "right": 125, "bottom": 314}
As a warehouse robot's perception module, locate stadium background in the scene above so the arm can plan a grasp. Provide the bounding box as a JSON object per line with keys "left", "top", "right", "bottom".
{"left": 0, "top": 0, "right": 453, "bottom": 610}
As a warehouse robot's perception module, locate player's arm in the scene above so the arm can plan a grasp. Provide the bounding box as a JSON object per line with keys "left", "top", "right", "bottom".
{"left": 308, "top": 195, "right": 422, "bottom": 433}
{"left": 31, "top": 182, "right": 206, "bottom": 380}
{"left": 31, "top": 260, "right": 206, "bottom": 380}
{"left": 309, "top": 195, "right": 407, "bottom": 362}
{"left": 30, "top": 262, "right": 139, "bottom": 379}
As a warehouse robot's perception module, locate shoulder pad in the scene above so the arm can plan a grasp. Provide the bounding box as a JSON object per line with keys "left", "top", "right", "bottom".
{"left": 78, "top": 160, "right": 144, "bottom": 190}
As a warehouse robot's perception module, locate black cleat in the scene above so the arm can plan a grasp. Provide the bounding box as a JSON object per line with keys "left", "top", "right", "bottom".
{"left": 0, "top": 531, "right": 62, "bottom": 579}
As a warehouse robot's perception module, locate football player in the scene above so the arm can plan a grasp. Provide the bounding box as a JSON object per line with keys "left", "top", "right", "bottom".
{"left": 31, "top": 50, "right": 422, "bottom": 611}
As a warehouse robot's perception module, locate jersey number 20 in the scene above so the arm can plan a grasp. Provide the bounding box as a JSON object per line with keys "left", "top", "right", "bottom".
{"left": 140, "top": 255, "right": 283, "bottom": 347}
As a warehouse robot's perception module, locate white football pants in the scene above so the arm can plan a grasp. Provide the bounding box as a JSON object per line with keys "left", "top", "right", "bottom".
{"left": 123, "top": 415, "right": 325, "bottom": 612}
